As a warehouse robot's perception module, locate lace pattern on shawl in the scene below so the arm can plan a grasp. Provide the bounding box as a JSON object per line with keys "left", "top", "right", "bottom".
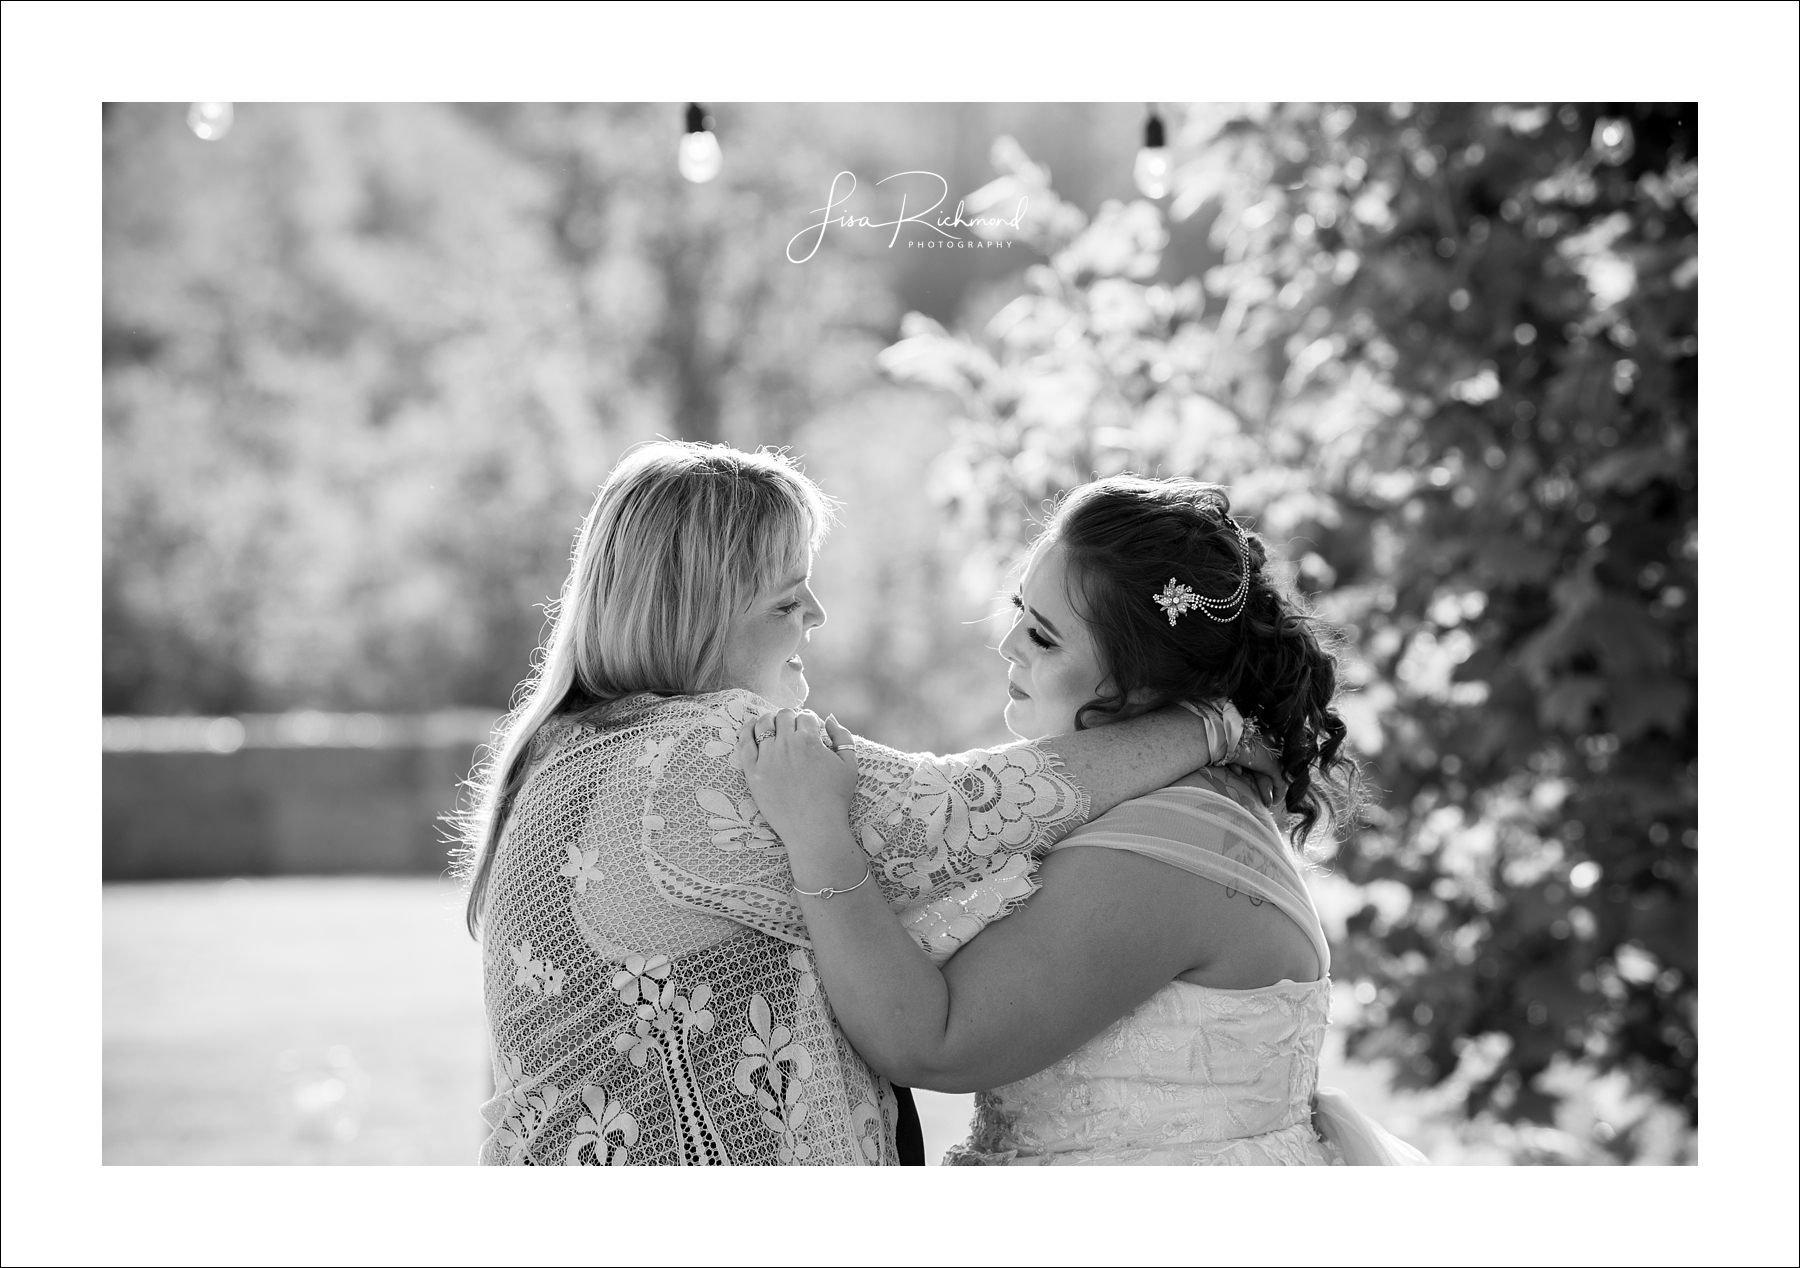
{"left": 478, "top": 689, "right": 1091, "bottom": 1166}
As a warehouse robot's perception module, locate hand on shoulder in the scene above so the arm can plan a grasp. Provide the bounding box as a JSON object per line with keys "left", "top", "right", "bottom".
{"left": 739, "top": 707, "right": 860, "bottom": 847}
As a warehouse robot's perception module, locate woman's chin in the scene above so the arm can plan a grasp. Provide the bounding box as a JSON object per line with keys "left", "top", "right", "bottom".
{"left": 1003, "top": 699, "right": 1034, "bottom": 741}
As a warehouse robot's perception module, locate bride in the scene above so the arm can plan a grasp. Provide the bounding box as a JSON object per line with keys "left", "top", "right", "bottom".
{"left": 744, "top": 474, "right": 1427, "bottom": 1164}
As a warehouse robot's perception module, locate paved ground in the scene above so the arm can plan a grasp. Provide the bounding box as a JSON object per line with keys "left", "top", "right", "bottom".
{"left": 102, "top": 876, "right": 1422, "bottom": 1166}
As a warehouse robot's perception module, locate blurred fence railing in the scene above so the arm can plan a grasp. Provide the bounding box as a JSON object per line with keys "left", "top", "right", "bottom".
{"left": 102, "top": 711, "right": 501, "bottom": 881}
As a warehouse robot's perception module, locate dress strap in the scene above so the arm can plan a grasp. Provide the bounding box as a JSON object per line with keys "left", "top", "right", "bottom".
{"left": 1051, "top": 781, "right": 1331, "bottom": 975}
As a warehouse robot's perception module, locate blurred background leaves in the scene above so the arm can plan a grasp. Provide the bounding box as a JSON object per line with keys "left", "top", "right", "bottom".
{"left": 103, "top": 101, "right": 1696, "bottom": 1161}
{"left": 104, "top": 102, "right": 892, "bottom": 713}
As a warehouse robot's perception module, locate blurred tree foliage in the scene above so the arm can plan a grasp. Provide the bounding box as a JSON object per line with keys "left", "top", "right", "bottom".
{"left": 102, "top": 102, "right": 1168, "bottom": 727}
{"left": 103, "top": 103, "right": 886, "bottom": 714}
{"left": 881, "top": 103, "right": 1696, "bottom": 1148}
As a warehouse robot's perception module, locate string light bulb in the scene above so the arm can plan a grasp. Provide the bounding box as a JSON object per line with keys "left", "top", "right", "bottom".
{"left": 1591, "top": 116, "right": 1636, "bottom": 166}
{"left": 1133, "top": 108, "right": 1171, "bottom": 199}
{"left": 187, "top": 102, "right": 234, "bottom": 142}
{"left": 679, "top": 103, "right": 722, "bottom": 183}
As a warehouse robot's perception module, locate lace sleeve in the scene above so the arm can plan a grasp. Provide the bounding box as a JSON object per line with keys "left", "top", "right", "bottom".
{"left": 638, "top": 692, "right": 1091, "bottom": 965}
{"left": 837, "top": 733, "right": 1091, "bottom": 964}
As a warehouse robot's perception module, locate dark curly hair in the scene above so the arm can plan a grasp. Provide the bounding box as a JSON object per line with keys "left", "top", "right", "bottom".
{"left": 1043, "top": 475, "right": 1361, "bottom": 846}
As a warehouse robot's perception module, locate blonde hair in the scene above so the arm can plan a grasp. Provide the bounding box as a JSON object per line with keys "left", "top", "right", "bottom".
{"left": 455, "top": 440, "right": 836, "bottom": 934}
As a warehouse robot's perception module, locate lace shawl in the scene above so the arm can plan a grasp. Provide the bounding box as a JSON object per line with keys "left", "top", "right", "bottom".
{"left": 477, "top": 689, "right": 1091, "bottom": 1166}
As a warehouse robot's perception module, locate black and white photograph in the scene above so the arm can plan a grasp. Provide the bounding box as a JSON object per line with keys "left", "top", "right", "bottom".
{"left": 3, "top": 4, "right": 1796, "bottom": 1265}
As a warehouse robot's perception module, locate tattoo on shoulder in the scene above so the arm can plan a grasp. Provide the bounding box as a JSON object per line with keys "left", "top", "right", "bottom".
{"left": 1223, "top": 885, "right": 1265, "bottom": 907}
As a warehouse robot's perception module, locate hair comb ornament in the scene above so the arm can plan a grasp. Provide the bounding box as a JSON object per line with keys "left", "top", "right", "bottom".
{"left": 1154, "top": 579, "right": 1202, "bottom": 625}
{"left": 1153, "top": 516, "right": 1253, "bottom": 625}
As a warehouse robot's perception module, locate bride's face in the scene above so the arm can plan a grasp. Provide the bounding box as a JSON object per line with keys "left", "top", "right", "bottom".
{"left": 998, "top": 540, "right": 1112, "bottom": 740}
{"left": 722, "top": 549, "right": 826, "bottom": 710}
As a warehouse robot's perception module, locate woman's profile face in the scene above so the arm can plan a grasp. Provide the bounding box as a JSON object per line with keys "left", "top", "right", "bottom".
{"left": 722, "top": 548, "right": 826, "bottom": 709}
{"left": 998, "top": 539, "right": 1111, "bottom": 740}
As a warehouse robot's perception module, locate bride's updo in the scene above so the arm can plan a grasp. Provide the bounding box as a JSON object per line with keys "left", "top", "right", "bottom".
{"left": 1043, "top": 475, "right": 1359, "bottom": 843}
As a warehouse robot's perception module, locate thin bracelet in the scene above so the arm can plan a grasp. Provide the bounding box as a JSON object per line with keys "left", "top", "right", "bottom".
{"left": 793, "top": 865, "right": 872, "bottom": 899}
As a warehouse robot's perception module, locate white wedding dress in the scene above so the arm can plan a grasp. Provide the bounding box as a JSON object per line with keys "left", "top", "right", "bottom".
{"left": 947, "top": 772, "right": 1427, "bottom": 1166}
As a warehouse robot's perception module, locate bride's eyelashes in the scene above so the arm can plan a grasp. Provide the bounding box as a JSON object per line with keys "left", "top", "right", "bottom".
{"left": 1009, "top": 592, "right": 1056, "bottom": 651}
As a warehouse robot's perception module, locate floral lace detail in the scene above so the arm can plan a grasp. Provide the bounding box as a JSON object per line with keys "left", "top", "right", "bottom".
{"left": 852, "top": 1101, "right": 884, "bottom": 1164}
{"left": 696, "top": 788, "right": 780, "bottom": 852}
{"left": 946, "top": 978, "right": 1340, "bottom": 1166}
{"left": 636, "top": 734, "right": 680, "bottom": 779}
{"left": 478, "top": 690, "right": 1094, "bottom": 1166}
{"left": 566, "top": 1084, "right": 639, "bottom": 1165}
{"left": 787, "top": 948, "right": 819, "bottom": 1000}
{"left": 699, "top": 692, "right": 755, "bottom": 764}
{"left": 607, "top": 961, "right": 727, "bottom": 1165}
{"left": 611, "top": 953, "right": 672, "bottom": 1007}
{"left": 878, "top": 746, "right": 1083, "bottom": 892}
{"left": 559, "top": 843, "right": 607, "bottom": 893}
{"left": 491, "top": 1051, "right": 560, "bottom": 1164}
{"left": 509, "top": 941, "right": 566, "bottom": 997}
{"left": 899, "top": 852, "right": 1037, "bottom": 961}
{"left": 734, "top": 993, "right": 816, "bottom": 1163}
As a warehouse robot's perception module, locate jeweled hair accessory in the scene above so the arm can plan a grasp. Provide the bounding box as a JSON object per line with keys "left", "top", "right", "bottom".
{"left": 1154, "top": 579, "right": 1201, "bottom": 625}
{"left": 1153, "top": 516, "right": 1252, "bottom": 625}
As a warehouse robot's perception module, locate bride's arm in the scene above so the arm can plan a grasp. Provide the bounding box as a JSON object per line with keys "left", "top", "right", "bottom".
{"left": 743, "top": 710, "right": 1217, "bottom": 1091}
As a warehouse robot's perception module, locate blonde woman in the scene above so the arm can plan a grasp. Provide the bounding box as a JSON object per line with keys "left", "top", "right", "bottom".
{"left": 459, "top": 442, "right": 1272, "bottom": 1166}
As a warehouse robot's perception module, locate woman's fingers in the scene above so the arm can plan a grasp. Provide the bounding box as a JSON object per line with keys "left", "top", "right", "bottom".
{"left": 1255, "top": 774, "right": 1279, "bottom": 807}
{"left": 740, "top": 711, "right": 770, "bottom": 770}
{"left": 742, "top": 708, "right": 782, "bottom": 762}
{"left": 1235, "top": 733, "right": 1278, "bottom": 780}
{"left": 823, "top": 715, "right": 859, "bottom": 775}
{"left": 1231, "top": 730, "right": 1292, "bottom": 806}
